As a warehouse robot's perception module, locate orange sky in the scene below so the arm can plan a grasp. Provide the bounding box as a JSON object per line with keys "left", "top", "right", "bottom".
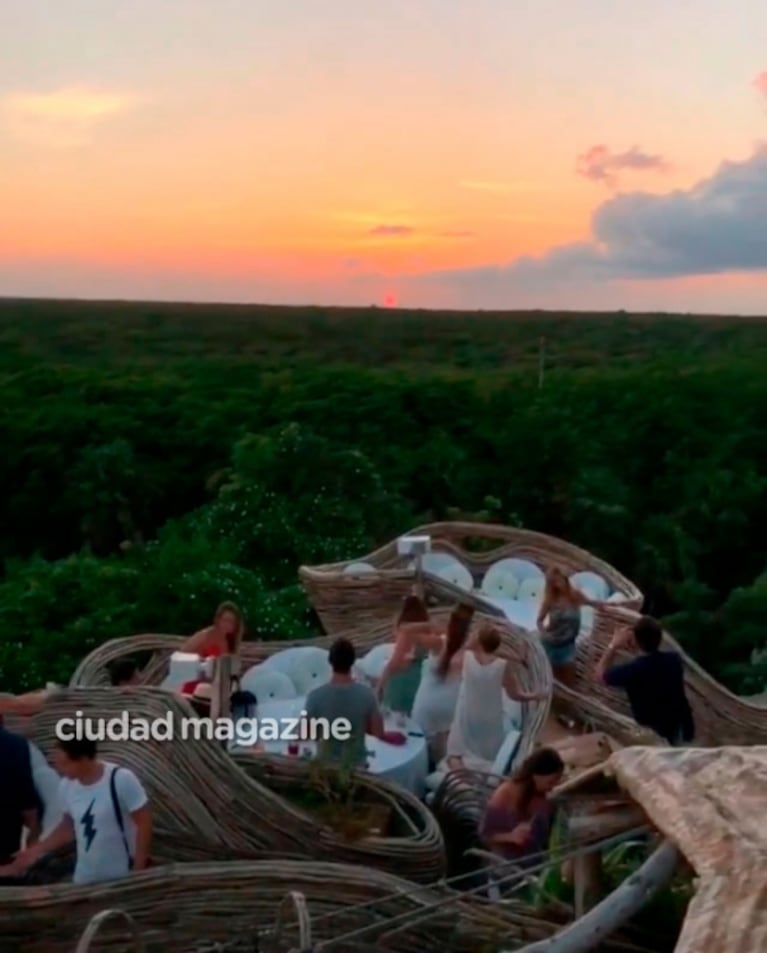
{"left": 2, "top": 1, "right": 767, "bottom": 312}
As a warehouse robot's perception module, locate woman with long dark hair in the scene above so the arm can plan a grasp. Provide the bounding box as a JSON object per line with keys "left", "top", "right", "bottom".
{"left": 376, "top": 593, "right": 432, "bottom": 715}
{"left": 410, "top": 603, "right": 474, "bottom": 762}
{"left": 480, "top": 747, "right": 564, "bottom": 863}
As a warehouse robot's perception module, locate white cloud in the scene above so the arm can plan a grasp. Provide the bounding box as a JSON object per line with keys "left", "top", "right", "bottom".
{"left": 1, "top": 86, "right": 139, "bottom": 146}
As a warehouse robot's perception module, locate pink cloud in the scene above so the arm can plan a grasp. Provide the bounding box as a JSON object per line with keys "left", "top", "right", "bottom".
{"left": 368, "top": 224, "right": 413, "bottom": 236}
{"left": 754, "top": 71, "right": 767, "bottom": 98}
{"left": 576, "top": 145, "right": 670, "bottom": 187}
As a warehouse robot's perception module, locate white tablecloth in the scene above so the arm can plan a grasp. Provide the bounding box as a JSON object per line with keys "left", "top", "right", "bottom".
{"left": 232, "top": 696, "right": 429, "bottom": 796}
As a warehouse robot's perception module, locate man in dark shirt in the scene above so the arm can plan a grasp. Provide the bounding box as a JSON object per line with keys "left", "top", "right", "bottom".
{"left": 595, "top": 616, "right": 694, "bottom": 745}
{"left": 0, "top": 726, "right": 41, "bottom": 869}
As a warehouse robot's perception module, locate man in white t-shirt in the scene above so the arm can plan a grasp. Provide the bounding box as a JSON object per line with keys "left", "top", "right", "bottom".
{"left": 11, "top": 737, "right": 152, "bottom": 884}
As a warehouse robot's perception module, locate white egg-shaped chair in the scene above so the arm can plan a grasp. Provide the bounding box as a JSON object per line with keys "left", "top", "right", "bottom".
{"left": 480, "top": 570, "right": 520, "bottom": 600}
{"left": 434, "top": 561, "right": 474, "bottom": 592}
{"left": 484, "top": 558, "right": 544, "bottom": 587}
{"left": 239, "top": 667, "right": 297, "bottom": 702}
{"left": 357, "top": 643, "right": 394, "bottom": 681}
{"left": 570, "top": 571, "right": 609, "bottom": 601}
{"left": 518, "top": 575, "right": 545, "bottom": 602}
{"left": 421, "top": 551, "right": 463, "bottom": 576}
{"left": 342, "top": 561, "right": 377, "bottom": 575}
{"left": 260, "top": 646, "right": 331, "bottom": 695}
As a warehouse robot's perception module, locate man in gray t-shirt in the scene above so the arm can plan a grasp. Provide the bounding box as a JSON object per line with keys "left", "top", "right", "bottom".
{"left": 305, "top": 639, "right": 385, "bottom": 767}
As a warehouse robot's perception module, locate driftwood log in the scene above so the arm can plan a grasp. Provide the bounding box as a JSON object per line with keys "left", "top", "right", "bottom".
{"left": 513, "top": 841, "right": 680, "bottom": 953}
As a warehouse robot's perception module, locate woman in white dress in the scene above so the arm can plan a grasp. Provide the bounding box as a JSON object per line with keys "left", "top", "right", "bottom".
{"left": 411, "top": 603, "right": 474, "bottom": 763}
{"left": 446, "top": 625, "right": 546, "bottom": 772}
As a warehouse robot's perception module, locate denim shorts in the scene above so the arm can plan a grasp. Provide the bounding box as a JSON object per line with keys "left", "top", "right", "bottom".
{"left": 543, "top": 640, "right": 577, "bottom": 667}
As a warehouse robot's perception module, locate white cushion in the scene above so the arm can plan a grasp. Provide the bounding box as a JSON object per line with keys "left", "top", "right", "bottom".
{"left": 518, "top": 576, "right": 545, "bottom": 601}
{"left": 342, "top": 561, "right": 376, "bottom": 575}
{"left": 260, "top": 646, "right": 331, "bottom": 695}
{"left": 434, "top": 561, "right": 473, "bottom": 592}
{"left": 607, "top": 591, "right": 627, "bottom": 603}
{"left": 490, "top": 728, "right": 522, "bottom": 777}
{"left": 570, "top": 571, "right": 609, "bottom": 601}
{"left": 480, "top": 570, "right": 519, "bottom": 599}
{"left": 239, "top": 667, "right": 297, "bottom": 701}
{"left": 425, "top": 769, "right": 447, "bottom": 792}
{"left": 484, "top": 558, "right": 543, "bottom": 585}
{"left": 357, "top": 643, "right": 394, "bottom": 680}
{"left": 421, "top": 551, "right": 463, "bottom": 575}
{"left": 162, "top": 651, "right": 202, "bottom": 692}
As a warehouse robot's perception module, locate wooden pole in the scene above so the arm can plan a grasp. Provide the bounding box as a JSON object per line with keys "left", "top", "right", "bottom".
{"left": 210, "top": 655, "right": 232, "bottom": 728}
{"left": 510, "top": 840, "right": 679, "bottom": 953}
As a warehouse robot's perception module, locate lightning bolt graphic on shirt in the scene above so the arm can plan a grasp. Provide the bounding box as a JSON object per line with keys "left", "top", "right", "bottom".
{"left": 80, "top": 799, "right": 97, "bottom": 851}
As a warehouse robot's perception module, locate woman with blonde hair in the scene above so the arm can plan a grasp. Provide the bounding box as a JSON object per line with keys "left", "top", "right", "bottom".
{"left": 537, "top": 569, "right": 603, "bottom": 686}
{"left": 183, "top": 601, "right": 245, "bottom": 657}
{"left": 376, "top": 593, "right": 431, "bottom": 715}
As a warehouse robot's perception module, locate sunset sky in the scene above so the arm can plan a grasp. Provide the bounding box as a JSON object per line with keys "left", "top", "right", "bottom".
{"left": 2, "top": 0, "right": 766, "bottom": 312}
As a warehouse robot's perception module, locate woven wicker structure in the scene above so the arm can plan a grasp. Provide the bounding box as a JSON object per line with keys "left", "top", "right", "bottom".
{"left": 0, "top": 855, "right": 657, "bottom": 953}
{"left": 70, "top": 608, "right": 552, "bottom": 773}
{"left": 6, "top": 689, "right": 445, "bottom": 883}
{"left": 70, "top": 629, "right": 387, "bottom": 689}
{"left": 298, "top": 521, "right": 643, "bottom": 638}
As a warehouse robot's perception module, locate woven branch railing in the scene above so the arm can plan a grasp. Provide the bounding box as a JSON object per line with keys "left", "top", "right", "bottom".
{"left": 1, "top": 858, "right": 635, "bottom": 953}
{"left": 298, "top": 521, "right": 643, "bottom": 638}
{"left": 69, "top": 608, "right": 552, "bottom": 776}
{"left": 6, "top": 688, "right": 445, "bottom": 883}
{"left": 73, "top": 909, "right": 144, "bottom": 953}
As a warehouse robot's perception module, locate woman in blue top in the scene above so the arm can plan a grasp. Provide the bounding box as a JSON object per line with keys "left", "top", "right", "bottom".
{"left": 537, "top": 568, "right": 604, "bottom": 686}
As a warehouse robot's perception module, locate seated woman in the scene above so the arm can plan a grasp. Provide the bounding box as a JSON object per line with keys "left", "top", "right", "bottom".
{"left": 376, "top": 592, "right": 431, "bottom": 716}
{"left": 183, "top": 601, "right": 244, "bottom": 656}
{"left": 179, "top": 601, "right": 244, "bottom": 696}
{"left": 537, "top": 569, "right": 604, "bottom": 686}
{"left": 411, "top": 603, "right": 474, "bottom": 764}
{"left": 481, "top": 747, "right": 565, "bottom": 869}
{"left": 446, "top": 626, "right": 546, "bottom": 772}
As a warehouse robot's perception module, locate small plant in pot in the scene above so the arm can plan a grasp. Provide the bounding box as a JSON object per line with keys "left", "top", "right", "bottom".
{"left": 304, "top": 754, "right": 392, "bottom": 840}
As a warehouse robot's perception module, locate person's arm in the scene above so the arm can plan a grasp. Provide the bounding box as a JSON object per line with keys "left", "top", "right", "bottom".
{"left": 365, "top": 689, "right": 385, "bottom": 740}
{"left": 13, "top": 816, "right": 74, "bottom": 869}
{"left": 116, "top": 770, "right": 151, "bottom": 870}
{"left": 22, "top": 809, "right": 41, "bottom": 846}
{"left": 0, "top": 691, "right": 48, "bottom": 716}
{"left": 503, "top": 661, "right": 546, "bottom": 702}
{"left": 181, "top": 628, "right": 210, "bottom": 653}
{"left": 484, "top": 783, "right": 533, "bottom": 846}
{"left": 131, "top": 805, "right": 152, "bottom": 870}
{"left": 594, "top": 629, "right": 634, "bottom": 684}
{"left": 376, "top": 627, "right": 414, "bottom": 697}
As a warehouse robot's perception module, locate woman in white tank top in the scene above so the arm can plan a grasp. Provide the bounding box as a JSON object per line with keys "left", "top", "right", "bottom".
{"left": 411, "top": 604, "right": 474, "bottom": 763}
{"left": 446, "top": 625, "right": 545, "bottom": 772}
